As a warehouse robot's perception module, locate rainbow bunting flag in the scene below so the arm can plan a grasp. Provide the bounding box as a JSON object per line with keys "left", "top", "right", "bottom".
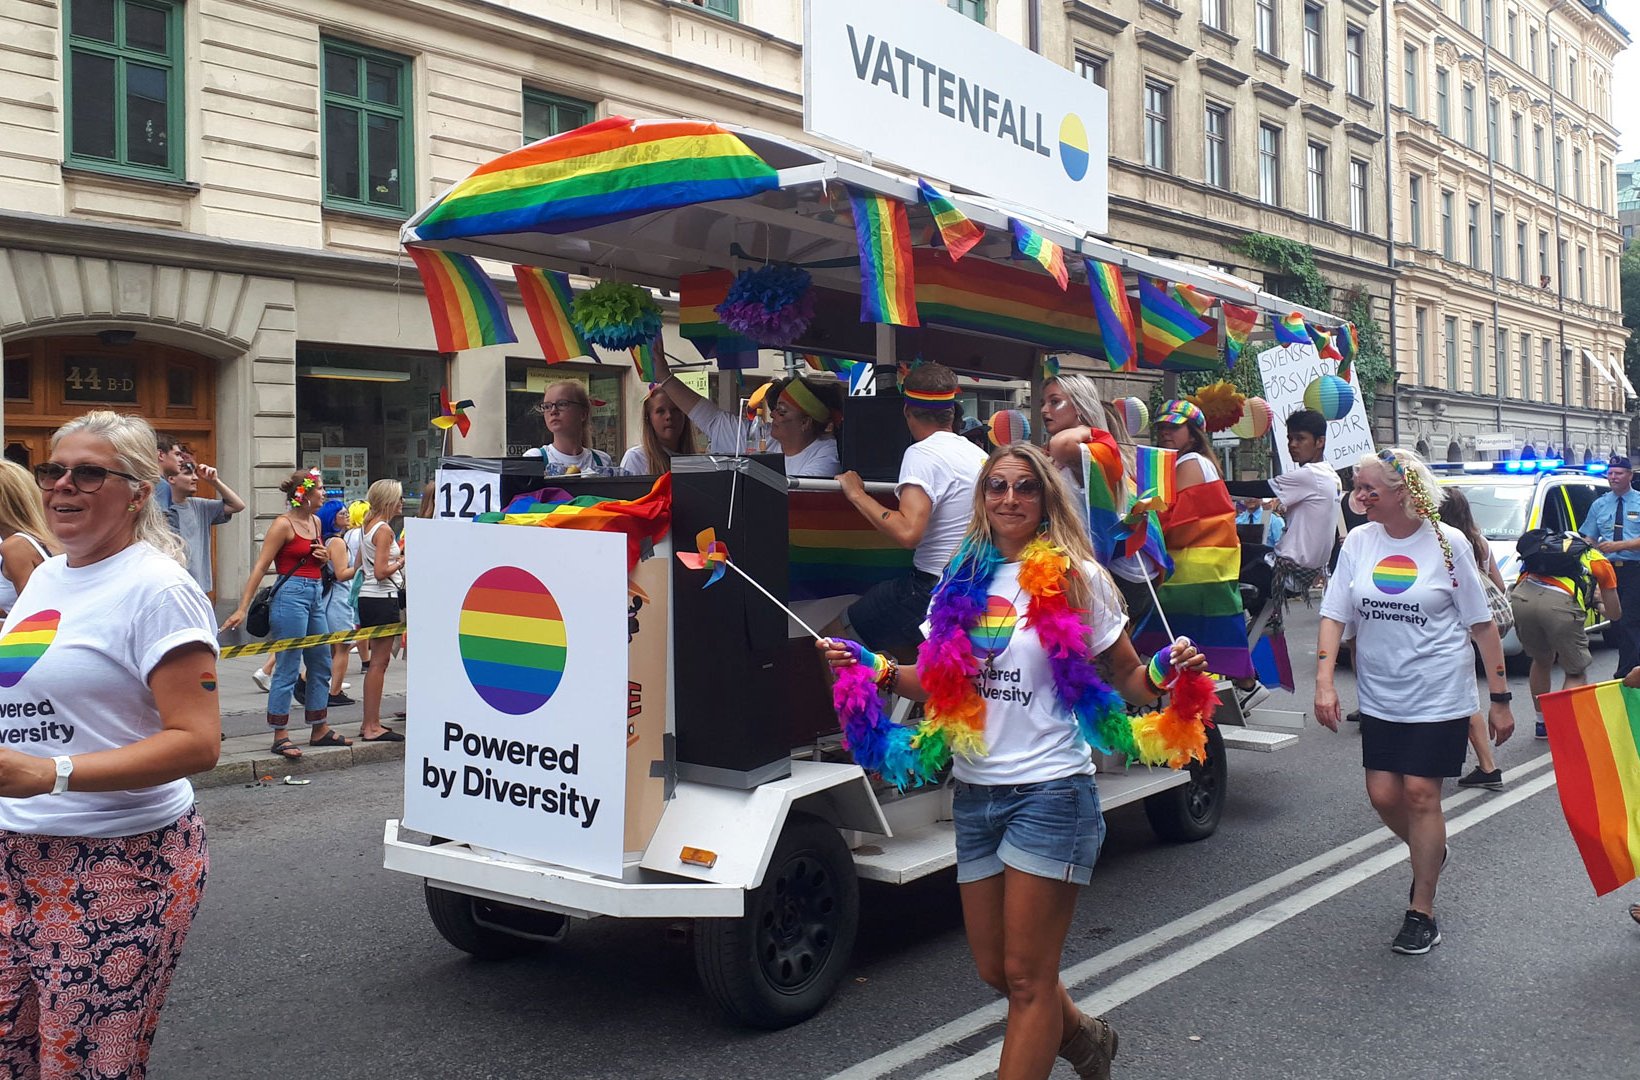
{"left": 787, "top": 490, "right": 915, "bottom": 600}
{"left": 849, "top": 188, "right": 919, "bottom": 326}
{"left": 1084, "top": 257, "right": 1137, "bottom": 372}
{"left": 1081, "top": 434, "right": 1126, "bottom": 566}
{"left": 1222, "top": 302, "right": 1260, "bottom": 370}
{"left": 1308, "top": 323, "right": 1342, "bottom": 361}
{"left": 1251, "top": 631, "right": 1295, "bottom": 693}
{"left": 1139, "top": 277, "right": 1213, "bottom": 371}
{"left": 1273, "top": 311, "right": 1309, "bottom": 346}
{"left": 406, "top": 247, "right": 517, "bottom": 352}
{"left": 1133, "top": 481, "right": 1254, "bottom": 680}
{"left": 1175, "top": 282, "right": 1215, "bottom": 319}
{"left": 914, "top": 249, "right": 1100, "bottom": 353}
{"left": 1010, "top": 218, "right": 1069, "bottom": 290}
{"left": 630, "top": 336, "right": 660, "bottom": 384}
{"left": 1134, "top": 445, "right": 1178, "bottom": 506}
{"left": 1336, "top": 321, "right": 1360, "bottom": 379}
{"left": 917, "top": 179, "right": 984, "bottom": 261}
{"left": 513, "top": 266, "right": 588, "bottom": 364}
{"left": 1041, "top": 355, "right": 1061, "bottom": 383}
{"left": 804, "top": 353, "right": 858, "bottom": 377}
{"left": 1540, "top": 680, "right": 1640, "bottom": 896}
{"left": 1164, "top": 282, "right": 1222, "bottom": 371}
{"left": 678, "top": 270, "right": 760, "bottom": 369}
{"left": 414, "top": 117, "right": 779, "bottom": 240}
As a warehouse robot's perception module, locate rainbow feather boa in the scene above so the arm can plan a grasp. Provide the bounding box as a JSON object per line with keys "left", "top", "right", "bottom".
{"left": 832, "top": 537, "right": 1217, "bottom": 789}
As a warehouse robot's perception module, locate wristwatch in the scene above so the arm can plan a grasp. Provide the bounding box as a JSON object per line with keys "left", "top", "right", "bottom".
{"left": 1489, "top": 691, "right": 1514, "bottom": 704}
{"left": 49, "top": 755, "right": 73, "bottom": 795}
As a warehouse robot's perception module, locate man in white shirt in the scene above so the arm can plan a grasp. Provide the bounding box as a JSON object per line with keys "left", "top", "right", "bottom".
{"left": 1225, "top": 408, "right": 1341, "bottom": 618}
{"left": 826, "top": 362, "right": 987, "bottom": 653}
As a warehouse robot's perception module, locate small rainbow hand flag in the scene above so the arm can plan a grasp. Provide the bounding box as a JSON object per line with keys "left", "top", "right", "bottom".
{"left": 1085, "top": 257, "right": 1137, "bottom": 372}
{"left": 432, "top": 387, "right": 474, "bottom": 438}
{"left": 917, "top": 178, "right": 984, "bottom": 261}
{"left": 1272, "top": 311, "right": 1309, "bottom": 346}
{"left": 1134, "top": 445, "right": 1178, "bottom": 506}
{"left": 1222, "top": 302, "right": 1260, "bottom": 370}
{"left": 407, "top": 247, "right": 517, "bottom": 353}
{"left": 513, "top": 266, "right": 588, "bottom": 364}
{"left": 849, "top": 188, "right": 919, "bottom": 326}
{"left": 630, "top": 336, "right": 660, "bottom": 384}
{"left": 1307, "top": 322, "right": 1343, "bottom": 362}
{"left": 1541, "top": 679, "right": 1640, "bottom": 895}
{"left": 1336, "top": 321, "right": 1360, "bottom": 380}
{"left": 1139, "top": 277, "right": 1212, "bottom": 370}
{"left": 1040, "top": 355, "right": 1061, "bottom": 384}
{"left": 1081, "top": 435, "right": 1125, "bottom": 565}
{"left": 1010, "top": 219, "right": 1069, "bottom": 290}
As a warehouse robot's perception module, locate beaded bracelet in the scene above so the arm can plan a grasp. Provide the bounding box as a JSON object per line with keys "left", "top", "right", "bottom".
{"left": 1145, "top": 651, "right": 1178, "bottom": 694}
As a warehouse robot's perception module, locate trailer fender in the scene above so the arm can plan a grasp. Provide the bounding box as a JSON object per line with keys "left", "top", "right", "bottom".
{"left": 640, "top": 760, "right": 888, "bottom": 890}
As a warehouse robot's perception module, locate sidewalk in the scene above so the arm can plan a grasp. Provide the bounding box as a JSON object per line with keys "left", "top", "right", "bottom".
{"left": 198, "top": 648, "right": 409, "bottom": 790}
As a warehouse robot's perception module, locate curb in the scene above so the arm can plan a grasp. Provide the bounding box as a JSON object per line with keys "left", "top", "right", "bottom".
{"left": 193, "top": 722, "right": 405, "bottom": 789}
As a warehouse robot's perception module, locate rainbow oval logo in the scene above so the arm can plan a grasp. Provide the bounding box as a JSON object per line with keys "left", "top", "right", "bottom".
{"left": 0, "top": 609, "right": 59, "bottom": 688}
{"left": 1372, "top": 555, "right": 1419, "bottom": 595}
{"left": 1059, "top": 114, "right": 1090, "bottom": 182}
{"left": 458, "top": 568, "right": 566, "bottom": 715}
{"left": 968, "top": 595, "right": 1020, "bottom": 657}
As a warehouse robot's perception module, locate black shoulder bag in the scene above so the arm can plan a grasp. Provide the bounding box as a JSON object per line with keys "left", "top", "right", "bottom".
{"left": 246, "top": 555, "right": 308, "bottom": 638}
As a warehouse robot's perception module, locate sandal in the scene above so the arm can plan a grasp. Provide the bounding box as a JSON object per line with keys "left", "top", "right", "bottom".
{"left": 361, "top": 729, "right": 405, "bottom": 742}
{"left": 1630, "top": 904, "right": 1640, "bottom": 926}
{"left": 271, "top": 738, "right": 303, "bottom": 760}
{"left": 309, "top": 730, "right": 353, "bottom": 748}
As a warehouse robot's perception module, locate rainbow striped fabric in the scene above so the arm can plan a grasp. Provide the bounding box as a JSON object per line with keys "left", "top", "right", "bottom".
{"left": 1081, "top": 435, "right": 1126, "bottom": 565}
{"left": 1307, "top": 323, "right": 1342, "bottom": 361}
{"left": 1084, "top": 257, "right": 1137, "bottom": 372}
{"left": 916, "top": 249, "right": 1101, "bottom": 354}
{"left": 849, "top": 188, "right": 919, "bottom": 326}
{"left": 1251, "top": 631, "right": 1295, "bottom": 692}
{"left": 630, "top": 337, "right": 659, "bottom": 384}
{"left": 1134, "top": 482, "right": 1253, "bottom": 680}
{"left": 787, "top": 489, "right": 914, "bottom": 601}
{"left": 1541, "top": 680, "right": 1640, "bottom": 895}
{"left": 1273, "top": 311, "right": 1309, "bottom": 345}
{"left": 1336, "top": 321, "right": 1360, "bottom": 379}
{"left": 1010, "top": 218, "right": 1069, "bottom": 290}
{"left": 1222, "top": 302, "right": 1260, "bottom": 369}
{"left": 491, "top": 474, "right": 673, "bottom": 572}
{"left": 414, "top": 117, "right": 779, "bottom": 240}
{"left": 678, "top": 269, "right": 759, "bottom": 368}
{"left": 513, "top": 266, "right": 588, "bottom": 364}
{"left": 1139, "top": 277, "right": 1214, "bottom": 371}
{"left": 406, "top": 247, "right": 517, "bottom": 352}
{"left": 917, "top": 178, "right": 984, "bottom": 261}
{"left": 1134, "top": 445, "right": 1177, "bottom": 505}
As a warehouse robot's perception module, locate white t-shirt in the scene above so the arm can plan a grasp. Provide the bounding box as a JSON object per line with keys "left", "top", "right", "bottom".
{"left": 1319, "top": 521, "right": 1491, "bottom": 723}
{"left": 685, "top": 400, "right": 840, "bottom": 477}
{"left": 922, "top": 559, "right": 1127, "bottom": 784}
{"left": 1177, "top": 450, "right": 1221, "bottom": 483}
{"left": 0, "top": 542, "right": 218, "bottom": 838}
{"left": 899, "top": 431, "right": 987, "bottom": 574}
{"left": 620, "top": 446, "right": 652, "bottom": 474}
{"left": 523, "top": 444, "right": 612, "bottom": 470}
{"left": 1268, "top": 461, "right": 1342, "bottom": 570}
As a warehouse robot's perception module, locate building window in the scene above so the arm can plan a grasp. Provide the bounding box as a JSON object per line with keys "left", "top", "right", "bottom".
{"left": 1482, "top": 0, "right": 1493, "bottom": 44}
{"left": 1257, "top": 0, "right": 1277, "bottom": 53}
{"left": 1075, "top": 50, "right": 1107, "bottom": 87}
{"left": 1549, "top": 41, "right": 1558, "bottom": 92}
{"left": 1409, "top": 174, "right": 1423, "bottom": 247}
{"left": 1416, "top": 307, "right": 1429, "bottom": 384}
{"left": 64, "top": 0, "right": 184, "bottom": 179}
{"left": 1204, "top": 103, "right": 1230, "bottom": 190}
{"left": 694, "top": 0, "right": 739, "bottom": 15}
{"left": 1403, "top": 46, "right": 1420, "bottom": 115}
{"left": 1491, "top": 211, "right": 1504, "bottom": 274}
{"left": 1554, "top": 136, "right": 1564, "bottom": 192}
{"left": 948, "top": 0, "right": 985, "bottom": 20}
{"left": 1510, "top": 112, "right": 1522, "bottom": 172}
{"left": 1306, "top": 142, "right": 1328, "bottom": 218}
{"left": 1529, "top": 25, "right": 1539, "bottom": 74}
{"left": 1203, "top": 0, "right": 1226, "bottom": 31}
{"left": 1462, "top": 83, "right": 1476, "bottom": 149}
{"left": 1303, "top": 4, "right": 1324, "bottom": 77}
{"left": 1349, "top": 158, "right": 1368, "bottom": 231}
{"left": 1496, "top": 327, "right": 1509, "bottom": 396}
{"left": 1532, "top": 124, "right": 1544, "bottom": 183}
{"left": 1258, "top": 123, "right": 1282, "bottom": 205}
{"left": 1573, "top": 147, "right": 1583, "bottom": 204}
{"left": 522, "top": 89, "right": 594, "bottom": 145}
{"left": 1568, "top": 55, "right": 1577, "bottom": 102}
{"left": 1519, "top": 331, "right": 1532, "bottom": 400}
{"left": 1459, "top": 0, "right": 1471, "bottom": 28}
{"left": 1582, "top": 351, "right": 1591, "bottom": 407}
{"left": 1577, "top": 245, "right": 1587, "bottom": 301}
{"left": 1507, "top": 10, "right": 1517, "bottom": 59}
{"left": 1557, "top": 239, "right": 1567, "bottom": 292}
{"left": 1436, "top": 70, "right": 1450, "bottom": 135}
{"left": 1515, "top": 220, "right": 1527, "bottom": 284}
{"left": 1487, "top": 99, "right": 1499, "bottom": 160}
{"left": 1538, "top": 230, "right": 1549, "bottom": 285}
{"left": 1600, "top": 160, "right": 1610, "bottom": 213}
{"left": 1143, "top": 82, "right": 1172, "bottom": 172}
{"left": 1472, "top": 320, "right": 1485, "bottom": 392}
{"left": 1346, "top": 26, "right": 1365, "bottom": 96}
{"left": 321, "top": 39, "right": 414, "bottom": 216}
{"left": 1441, "top": 189, "right": 1455, "bottom": 260}
{"left": 1467, "top": 201, "right": 1481, "bottom": 268}
{"left": 1445, "top": 316, "right": 1459, "bottom": 387}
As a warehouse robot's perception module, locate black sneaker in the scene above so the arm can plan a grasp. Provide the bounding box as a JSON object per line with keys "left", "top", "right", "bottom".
{"left": 328, "top": 692, "right": 356, "bottom": 707}
{"left": 1457, "top": 767, "right": 1504, "bottom": 791}
{"left": 1391, "top": 910, "right": 1442, "bottom": 955}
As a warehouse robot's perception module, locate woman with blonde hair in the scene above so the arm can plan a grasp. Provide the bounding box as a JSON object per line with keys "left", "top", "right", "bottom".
{"left": 355, "top": 479, "right": 406, "bottom": 742}
{"left": 620, "top": 386, "right": 698, "bottom": 474}
{"left": 524, "top": 379, "right": 612, "bottom": 471}
{"left": 0, "top": 458, "right": 60, "bottom": 616}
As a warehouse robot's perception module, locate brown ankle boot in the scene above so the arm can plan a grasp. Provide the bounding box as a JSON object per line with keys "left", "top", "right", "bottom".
{"left": 1059, "top": 1011, "right": 1118, "bottom": 1080}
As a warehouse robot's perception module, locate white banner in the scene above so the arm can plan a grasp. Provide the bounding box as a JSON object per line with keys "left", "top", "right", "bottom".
{"left": 402, "top": 520, "right": 628, "bottom": 878}
{"left": 803, "top": 0, "right": 1109, "bottom": 233}
{"left": 1256, "top": 344, "right": 1375, "bottom": 472}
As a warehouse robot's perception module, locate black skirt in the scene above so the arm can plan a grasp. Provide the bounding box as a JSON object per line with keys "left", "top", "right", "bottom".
{"left": 1358, "top": 713, "right": 1471, "bottom": 778}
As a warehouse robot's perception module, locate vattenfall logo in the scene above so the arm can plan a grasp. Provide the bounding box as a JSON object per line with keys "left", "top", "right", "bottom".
{"left": 846, "top": 26, "right": 1090, "bottom": 183}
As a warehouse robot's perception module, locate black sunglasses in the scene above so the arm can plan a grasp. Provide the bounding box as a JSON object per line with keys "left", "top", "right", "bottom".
{"left": 983, "top": 476, "right": 1044, "bottom": 498}
{"left": 34, "top": 462, "right": 142, "bottom": 493}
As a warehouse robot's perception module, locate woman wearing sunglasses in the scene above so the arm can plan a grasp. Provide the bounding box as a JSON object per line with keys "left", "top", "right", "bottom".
{"left": 0, "top": 458, "right": 60, "bottom": 617}
{"left": 0, "top": 412, "right": 220, "bottom": 1078}
{"left": 821, "top": 444, "right": 1205, "bottom": 1080}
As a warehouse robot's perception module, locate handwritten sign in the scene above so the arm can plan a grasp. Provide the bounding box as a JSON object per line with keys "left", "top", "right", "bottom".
{"left": 1256, "top": 343, "right": 1375, "bottom": 472}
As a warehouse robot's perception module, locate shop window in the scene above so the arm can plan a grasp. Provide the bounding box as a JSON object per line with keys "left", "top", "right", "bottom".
{"left": 321, "top": 39, "right": 414, "bottom": 217}
{"left": 64, "top": 0, "right": 184, "bottom": 180}
{"left": 523, "top": 89, "right": 594, "bottom": 145}
{"left": 295, "top": 347, "right": 442, "bottom": 502}
{"left": 505, "top": 360, "right": 623, "bottom": 461}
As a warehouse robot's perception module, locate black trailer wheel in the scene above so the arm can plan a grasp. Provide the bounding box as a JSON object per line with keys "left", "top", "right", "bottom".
{"left": 424, "top": 883, "right": 564, "bottom": 961}
{"left": 694, "top": 813, "right": 859, "bottom": 1029}
{"left": 1143, "top": 722, "right": 1228, "bottom": 843}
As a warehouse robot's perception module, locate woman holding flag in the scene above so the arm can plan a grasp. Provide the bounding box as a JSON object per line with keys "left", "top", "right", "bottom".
{"left": 650, "top": 351, "right": 842, "bottom": 477}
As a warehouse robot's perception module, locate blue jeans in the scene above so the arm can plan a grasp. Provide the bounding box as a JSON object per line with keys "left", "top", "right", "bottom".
{"left": 266, "top": 576, "right": 331, "bottom": 723}
{"left": 952, "top": 773, "right": 1105, "bottom": 885}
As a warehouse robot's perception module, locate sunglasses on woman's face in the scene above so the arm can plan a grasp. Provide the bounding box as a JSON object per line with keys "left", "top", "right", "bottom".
{"left": 34, "top": 462, "right": 140, "bottom": 493}
{"left": 983, "top": 476, "right": 1044, "bottom": 499}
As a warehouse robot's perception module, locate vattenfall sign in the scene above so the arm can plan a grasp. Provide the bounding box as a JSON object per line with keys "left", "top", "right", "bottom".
{"left": 803, "top": 0, "right": 1109, "bottom": 234}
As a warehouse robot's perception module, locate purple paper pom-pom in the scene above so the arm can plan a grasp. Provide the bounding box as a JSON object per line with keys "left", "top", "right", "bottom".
{"left": 715, "top": 264, "right": 816, "bottom": 347}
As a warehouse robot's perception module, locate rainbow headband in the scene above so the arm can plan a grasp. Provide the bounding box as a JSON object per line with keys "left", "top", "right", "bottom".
{"left": 291, "top": 468, "right": 321, "bottom": 508}
{"left": 903, "top": 386, "right": 958, "bottom": 410}
{"left": 780, "top": 378, "right": 833, "bottom": 425}
{"left": 1155, "top": 399, "right": 1206, "bottom": 429}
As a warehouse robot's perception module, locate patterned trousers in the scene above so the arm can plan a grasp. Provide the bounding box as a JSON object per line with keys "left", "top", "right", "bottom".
{"left": 0, "top": 807, "right": 208, "bottom": 1079}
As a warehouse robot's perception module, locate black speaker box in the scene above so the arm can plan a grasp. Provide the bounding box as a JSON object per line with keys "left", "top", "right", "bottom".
{"left": 839, "top": 392, "right": 912, "bottom": 483}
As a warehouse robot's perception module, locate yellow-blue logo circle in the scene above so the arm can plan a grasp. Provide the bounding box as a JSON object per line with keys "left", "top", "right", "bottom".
{"left": 1059, "top": 114, "right": 1089, "bottom": 181}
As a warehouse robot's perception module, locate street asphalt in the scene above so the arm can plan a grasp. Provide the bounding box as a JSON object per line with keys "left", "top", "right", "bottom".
{"left": 149, "top": 606, "right": 1640, "bottom": 1079}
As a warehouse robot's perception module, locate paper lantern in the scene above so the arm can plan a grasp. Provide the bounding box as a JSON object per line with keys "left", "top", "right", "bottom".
{"left": 1230, "top": 396, "right": 1274, "bottom": 439}
{"left": 1115, "top": 397, "right": 1149, "bottom": 437}
{"left": 988, "top": 409, "right": 1031, "bottom": 446}
{"left": 1304, "top": 374, "right": 1355, "bottom": 421}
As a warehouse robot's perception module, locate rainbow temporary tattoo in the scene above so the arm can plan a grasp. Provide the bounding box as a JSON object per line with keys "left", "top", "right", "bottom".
{"left": 200, "top": 673, "right": 217, "bottom": 692}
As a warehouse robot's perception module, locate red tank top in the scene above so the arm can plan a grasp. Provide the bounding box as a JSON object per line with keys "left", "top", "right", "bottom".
{"left": 274, "top": 531, "right": 322, "bottom": 578}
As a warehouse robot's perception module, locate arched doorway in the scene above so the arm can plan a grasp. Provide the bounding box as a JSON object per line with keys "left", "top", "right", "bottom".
{"left": 1446, "top": 440, "right": 1463, "bottom": 462}
{"left": 1415, "top": 439, "right": 1431, "bottom": 458}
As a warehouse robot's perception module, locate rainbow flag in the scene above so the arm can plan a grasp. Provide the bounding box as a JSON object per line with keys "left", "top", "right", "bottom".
{"left": 1010, "top": 218, "right": 1068, "bottom": 290}
{"left": 1133, "top": 482, "right": 1253, "bottom": 679}
{"left": 1134, "top": 445, "right": 1178, "bottom": 506}
{"left": 1273, "top": 311, "right": 1309, "bottom": 345}
{"left": 914, "top": 249, "right": 1101, "bottom": 354}
{"left": 630, "top": 336, "right": 659, "bottom": 384}
{"left": 787, "top": 490, "right": 914, "bottom": 601}
{"left": 917, "top": 179, "right": 984, "bottom": 261}
{"left": 493, "top": 474, "right": 673, "bottom": 571}
{"left": 1308, "top": 322, "right": 1342, "bottom": 361}
{"left": 406, "top": 247, "right": 517, "bottom": 352}
{"left": 513, "top": 266, "right": 588, "bottom": 363}
{"left": 1081, "top": 434, "right": 1126, "bottom": 566}
{"left": 1222, "top": 302, "right": 1260, "bottom": 369}
{"left": 1336, "top": 321, "right": 1360, "bottom": 379}
{"left": 1085, "top": 257, "right": 1137, "bottom": 372}
{"left": 1541, "top": 680, "right": 1640, "bottom": 896}
{"left": 1251, "top": 632, "right": 1295, "bottom": 692}
{"left": 1166, "top": 283, "right": 1222, "bottom": 370}
{"left": 414, "top": 117, "right": 778, "bottom": 240}
{"left": 1139, "top": 277, "right": 1213, "bottom": 371}
{"left": 678, "top": 270, "right": 760, "bottom": 368}
{"left": 849, "top": 188, "right": 919, "bottom": 326}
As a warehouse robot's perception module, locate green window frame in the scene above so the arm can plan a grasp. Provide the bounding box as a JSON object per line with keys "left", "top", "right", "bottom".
{"left": 696, "top": 0, "right": 738, "bottom": 17}
{"left": 321, "top": 38, "right": 414, "bottom": 217}
{"left": 949, "top": 0, "right": 985, "bottom": 19}
{"left": 522, "top": 89, "right": 594, "bottom": 145}
{"left": 63, "top": 0, "right": 184, "bottom": 180}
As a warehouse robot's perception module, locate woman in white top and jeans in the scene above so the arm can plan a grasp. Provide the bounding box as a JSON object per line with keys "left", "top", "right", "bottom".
{"left": 355, "top": 480, "right": 406, "bottom": 742}
{"left": 0, "top": 459, "right": 59, "bottom": 617}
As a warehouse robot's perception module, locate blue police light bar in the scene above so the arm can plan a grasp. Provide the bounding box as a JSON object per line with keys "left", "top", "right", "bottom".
{"left": 1536, "top": 458, "right": 1564, "bottom": 471}
{"left": 1587, "top": 462, "right": 1610, "bottom": 474}
{"left": 1503, "top": 460, "right": 1528, "bottom": 473}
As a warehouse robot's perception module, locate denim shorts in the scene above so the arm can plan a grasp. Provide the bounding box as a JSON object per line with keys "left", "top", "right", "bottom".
{"left": 952, "top": 773, "right": 1105, "bottom": 885}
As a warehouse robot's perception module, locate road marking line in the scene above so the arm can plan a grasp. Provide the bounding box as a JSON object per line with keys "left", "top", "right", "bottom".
{"left": 915, "top": 769, "right": 1560, "bottom": 1080}
{"left": 828, "top": 751, "right": 1555, "bottom": 1080}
